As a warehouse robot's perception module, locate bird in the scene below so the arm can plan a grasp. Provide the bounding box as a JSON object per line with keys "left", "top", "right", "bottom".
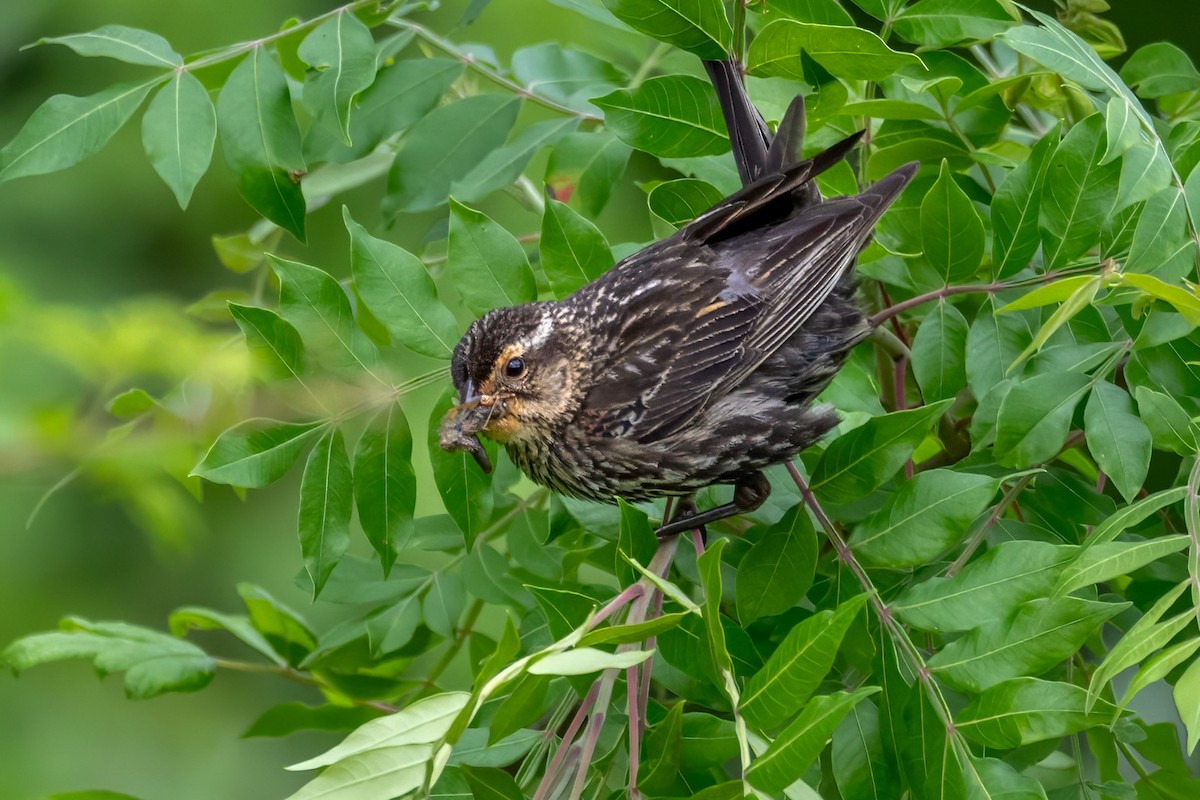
{"left": 439, "top": 58, "right": 918, "bottom": 538}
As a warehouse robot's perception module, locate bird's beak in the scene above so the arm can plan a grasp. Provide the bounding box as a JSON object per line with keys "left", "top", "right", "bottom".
{"left": 460, "top": 379, "right": 481, "bottom": 405}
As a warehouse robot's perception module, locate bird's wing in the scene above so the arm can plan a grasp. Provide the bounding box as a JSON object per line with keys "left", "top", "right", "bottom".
{"left": 582, "top": 162, "right": 916, "bottom": 443}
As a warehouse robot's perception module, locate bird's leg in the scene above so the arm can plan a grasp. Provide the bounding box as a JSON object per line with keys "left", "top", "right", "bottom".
{"left": 654, "top": 472, "right": 771, "bottom": 539}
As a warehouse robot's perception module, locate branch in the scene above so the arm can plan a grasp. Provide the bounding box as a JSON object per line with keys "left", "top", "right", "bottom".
{"left": 785, "top": 462, "right": 960, "bottom": 736}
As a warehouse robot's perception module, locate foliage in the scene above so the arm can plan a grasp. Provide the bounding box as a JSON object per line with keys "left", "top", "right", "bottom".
{"left": 4, "top": 0, "right": 1200, "bottom": 797}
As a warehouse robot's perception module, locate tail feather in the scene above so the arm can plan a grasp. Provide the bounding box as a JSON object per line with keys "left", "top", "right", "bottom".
{"left": 703, "top": 59, "right": 771, "bottom": 185}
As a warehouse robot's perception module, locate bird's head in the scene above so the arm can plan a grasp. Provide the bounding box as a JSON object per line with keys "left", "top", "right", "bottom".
{"left": 439, "top": 303, "right": 579, "bottom": 465}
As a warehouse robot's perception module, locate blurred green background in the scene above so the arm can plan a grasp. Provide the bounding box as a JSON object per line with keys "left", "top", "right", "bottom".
{"left": 1, "top": 1, "right": 1197, "bottom": 798}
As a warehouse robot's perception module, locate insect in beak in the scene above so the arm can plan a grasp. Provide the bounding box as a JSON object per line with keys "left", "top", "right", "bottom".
{"left": 440, "top": 379, "right": 493, "bottom": 473}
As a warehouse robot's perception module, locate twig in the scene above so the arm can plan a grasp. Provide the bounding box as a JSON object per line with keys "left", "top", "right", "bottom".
{"left": 870, "top": 282, "right": 1004, "bottom": 328}
{"left": 946, "top": 474, "right": 1035, "bottom": 577}
{"left": 533, "top": 682, "right": 601, "bottom": 800}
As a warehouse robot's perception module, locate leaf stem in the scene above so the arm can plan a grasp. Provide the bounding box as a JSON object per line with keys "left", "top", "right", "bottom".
{"left": 184, "top": 1, "right": 378, "bottom": 72}
{"left": 946, "top": 473, "right": 1035, "bottom": 576}
{"left": 389, "top": 19, "right": 601, "bottom": 121}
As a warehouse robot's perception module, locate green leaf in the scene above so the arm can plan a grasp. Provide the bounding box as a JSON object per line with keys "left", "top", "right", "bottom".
{"left": 289, "top": 692, "right": 469, "bottom": 771}
{"left": 528, "top": 647, "right": 653, "bottom": 675}
{"left": 489, "top": 673, "right": 553, "bottom": 745}
{"left": 910, "top": 301, "right": 968, "bottom": 402}
{"left": 2, "top": 617, "right": 213, "bottom": 700}
{"left": 429, "top": 391, "right": 494, "bottom": 543}
{"left": 540, "top": 198, "right": 613, "bottom": 299}
{"left": 736, "top": 503, "right": 818, "bottom": 625}
{"left": 365, "top": 593, "right": 423, "bottom": 655}
{"left": 1089, "top": 581, "right": 1191, "bottom": 708}
{"left": 511, "top": 43, "right": 623, "bottom": 111}
{"left": 850, "top": 469, "right": 999, "bottom": 568}
{"left": 958, "top": 677, "right": 1115, "bottom": 749}
{"left": 615, "top": 499, "right": 657, "bottom": 588}
{"left": 169, "top": 606, "right": 285, "bottom": 667}
{"left": 992, "top": 123, "right": 1058, "bottom": 277}
{"left": 141, "top": 72, "right": 216, "bottom": 209}
{"left": 810, "top": 400, "right": 952, "bottom": 503}
{"left": 577, "top": 611, "right": 688, "bottom": 647}
{"left": 594, "top": 75, "right": 729, "bottom": 158}
{"left": 354, "top": 406, "right": 416, "bottom": 576}
{"left": 105, "top": 387, "right": 158, "bottom": 418}
{"left": 1001, "top": 9, "right": 1129, "bottom": 96}
{"left": 1084, "top": 381, "right": 1152, "bottom": 503}
{"left": 0, "top": 80, "right": 153, "bottom": 183}
{"left": 270, "top": 254, "right": 381, "bottom": 374}
{"left": 1039, "top": 114, "right": 1121, "bottom": 269}
{"left": 1134, "top": 385, "right": 1200, "bottom": 454}
{"left": 965, "top": 297, "right": 1032, "bottom": 397}
{"left": 922, "top": 161, "right": 985, "bottom": 283}
{"left": 993, "top": 372, "right": 1091, "bottom": 468}
{"left": 1101, "top": 95, "right": 1139, "bottom": 166}
{"left": 697, "top": 537, "right": 731, "bottom": 673}
{"left": 1120, "top": 42, "right": 1200, "bottom": 98}
{"left": 229, "top": 303, "right": 306, "bottom": 382}
{"left": 1060, "top": 536, "right": 1190, "bottom": 596}
{"left": 324, "top": 57, "right": 462, "bottom": 161}
{"left": 216, "top": 48, "right": 307, "bottom": 241}
{"left": 35, "top": 24, "right": 182, "bottom": 66}
{"left": 462, "top": 765, "right": 523, "bottom": 800}
{"left": 545, "top": 130, "right": 632, "bottom": 216}
{"left": 424, "top": 570, "right": 467, "bottom": 639}
{"left": 741, "top": 594, "right": 869, "bottom": 729}
{"left": 838, "top": 98, "right": 942, "bottom": 121}
{"left": 243, "top": 702, "right": 380, "bottom": 738}
{"left": 1006, "top": 277, "right": 1102, "bottom": 372}
{"left": 768, "top": 0, "right": 855, "bottom": 26}
{"left": 192, "top": 419, "right": 325, "bottom": 488}
{"left": 928, "top": 596, "right": 1126, "bottom": 692}
{"left": 892, "top": 0, "right": 1015, "bottom": 48}
{"left": 1120, "top": 637, "right": 1200, "bottom": 713}
{"left": 600, "top": 0, "right": 732, "bottom": 59}
{"left": 528, "top": 586, "right": 597, "bottom": 640}
{"left": 641, "top": 701, "right": 685, "bottom": 795}
{"left": 647, "top": 177, "right": 724, "bottom": 227}
{"left": 746, "top": 687, "right": 880, "bottom": 794}
{"left": 831, "top": 699, "right": 894, "bottom": 800}
{"left": 345, "top": 208, "right": 459, "bottom": 359}
{"left": 298, "top": 11, "right": 376, "bottom": 145}
{"left": 1123, "top": 273, "right": 1200, "bottom": 325}
{"left": 1080, "top": 486, "right": 1190, "bottom": 553}
{"left": 997, "top": 274, "right": 1099, "bottom": 313}
{"left": 1174, "top": 657, "right": 1200, "bottom": 754}
{"left": 749, "top": 20, "right": 921, "bottom": 82}
{"left": 447, "top": 200, "right": 538, "bottom": 316}
{"left": 299, "top": 428, "right": 352, "bottom": 599}
{"left": 385, "top": 94, "right": 521, "bottom": 214}
{"left": 452, "top": 117, "right": 579, "bottom": 202}
{"left": 1126, "top": 187, "right": 1197, "bottom": 279}
{"left": 960, "top": 754, "right": 1050, "bottom": 800}
{"left": 239, "top": 583, "right": 317, "bottom": 667}
{"left": 464, "top": 543, "right": 526, "bottom": 606}
{"left": 893, "top": 541, "right": 1073, "bottom": 633}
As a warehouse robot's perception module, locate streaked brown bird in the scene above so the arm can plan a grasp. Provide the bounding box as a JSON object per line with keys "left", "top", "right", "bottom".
{"left": 440, "top": 59, "right": 917, "bottom": 537}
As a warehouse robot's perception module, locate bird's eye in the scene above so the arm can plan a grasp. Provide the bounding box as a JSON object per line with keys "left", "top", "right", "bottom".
{"left": 504, "top": 357, "right": 526, "bottom": 378}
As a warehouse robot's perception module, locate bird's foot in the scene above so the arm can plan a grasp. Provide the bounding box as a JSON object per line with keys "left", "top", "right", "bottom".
{"left": 653, "top": 472, "right": 771, "bottom": 539}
